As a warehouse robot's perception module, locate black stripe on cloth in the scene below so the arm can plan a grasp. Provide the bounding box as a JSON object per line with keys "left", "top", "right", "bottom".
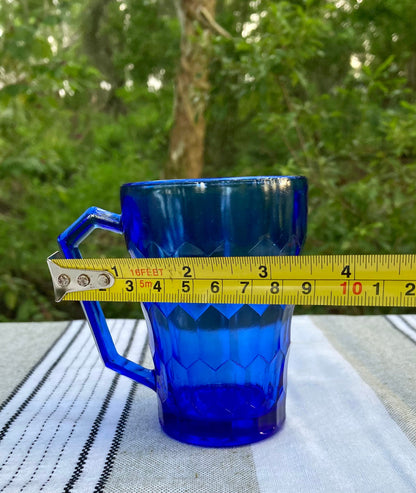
{"left": 0, "top": 322, "right": 72, "bottom": 414}
{"left": 399, "top": 315, "right": 416, "bottom": 334}
{"left": 93, "top": 333, "right": 149, "bottom": 493}
{"left": 63, "top": 320, "right": 141, "bottom": 493}
{"left": 385, "top": 315, "right": 416, "bottom": 345}
{"left": 0, "top": 322, "right": 84, "bottom": 443}
{"left": 18, "top": 326, "right": 123, "bottom": 492}
{"left": 94, "top": 381, "right": 139, "bottom": 493}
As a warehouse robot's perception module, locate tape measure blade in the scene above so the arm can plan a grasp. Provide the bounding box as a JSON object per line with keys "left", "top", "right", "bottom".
{"left": 50, "top": 255, "right": 416, "bottom": 307}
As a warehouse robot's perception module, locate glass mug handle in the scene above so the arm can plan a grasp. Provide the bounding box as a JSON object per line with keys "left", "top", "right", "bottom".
{"left": 58, "top": 206, "right": 156, "bottom": 391}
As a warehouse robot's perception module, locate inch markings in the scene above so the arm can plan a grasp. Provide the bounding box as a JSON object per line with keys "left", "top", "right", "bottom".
{"left": 49, "top": 255, "right": 416, "bottom": 307}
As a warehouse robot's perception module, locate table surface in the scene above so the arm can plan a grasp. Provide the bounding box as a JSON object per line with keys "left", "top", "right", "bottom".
{"left": 0, "top": 315, "right": 415, "bottom": 492}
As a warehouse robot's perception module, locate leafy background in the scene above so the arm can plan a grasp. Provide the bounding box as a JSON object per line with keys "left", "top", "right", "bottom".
{"left": 1, "top": 0, "right": 415, "bottom": 321}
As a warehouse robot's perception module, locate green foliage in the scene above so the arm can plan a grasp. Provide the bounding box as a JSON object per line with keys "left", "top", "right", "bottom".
{"left": 0, "top": 0, "right": 176, "bottom": 321}
{"left": 209, "top": 0, "right": 416, "bottom": 261}
{"left": 1, "top": 0, "right": 416, "bottom": 320}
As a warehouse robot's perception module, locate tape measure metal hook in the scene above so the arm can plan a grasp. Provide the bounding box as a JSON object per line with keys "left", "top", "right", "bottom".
{"left": 48, "top": 252, "right": 115, "bottom": 302}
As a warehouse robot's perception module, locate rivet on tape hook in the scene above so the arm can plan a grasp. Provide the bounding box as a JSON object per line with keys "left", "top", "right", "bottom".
{"left": 47, "top": 252, "right": 115, "bottom": 302}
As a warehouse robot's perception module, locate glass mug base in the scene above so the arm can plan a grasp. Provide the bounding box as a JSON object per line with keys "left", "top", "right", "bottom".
{"left": 159, "top": 384, "right": 287, "bottom": 447}
{"left": 146, "top": 301, "right": 292, "bottom": 447}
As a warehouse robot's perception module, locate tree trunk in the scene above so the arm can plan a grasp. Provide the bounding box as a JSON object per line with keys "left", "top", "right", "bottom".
{"left": 407, "top": 52, "right": 416, "bottom": 90}
{"left": 164, "top": 0, "right": 216, "bottom": 179}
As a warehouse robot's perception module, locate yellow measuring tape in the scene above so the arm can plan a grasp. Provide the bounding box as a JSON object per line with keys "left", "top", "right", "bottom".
{"left": 47, "top": 254, "right": 416, "bottom": 307}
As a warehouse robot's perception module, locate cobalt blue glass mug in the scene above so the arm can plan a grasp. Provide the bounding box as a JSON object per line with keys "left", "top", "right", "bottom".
{"left": 58, "top": 176, "right": 307, "bottom": 447}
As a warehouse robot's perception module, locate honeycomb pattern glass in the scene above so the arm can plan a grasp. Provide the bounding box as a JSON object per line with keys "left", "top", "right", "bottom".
{"left": 121, "top": 176, "right": 307, "bottom": 446}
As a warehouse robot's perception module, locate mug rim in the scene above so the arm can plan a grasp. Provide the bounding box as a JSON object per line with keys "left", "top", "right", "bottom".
{"left": 121, "top": 175, "right": 307, "bottom": 191}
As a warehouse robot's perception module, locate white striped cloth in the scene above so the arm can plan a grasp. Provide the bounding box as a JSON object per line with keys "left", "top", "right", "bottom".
{"left": 0, "top": 316, "right": 415, "bottom": 492}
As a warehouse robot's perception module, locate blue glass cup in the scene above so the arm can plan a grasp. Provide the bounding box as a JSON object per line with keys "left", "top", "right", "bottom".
{"left": 58, "top": 176, "right": 307, "bottom": 447}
